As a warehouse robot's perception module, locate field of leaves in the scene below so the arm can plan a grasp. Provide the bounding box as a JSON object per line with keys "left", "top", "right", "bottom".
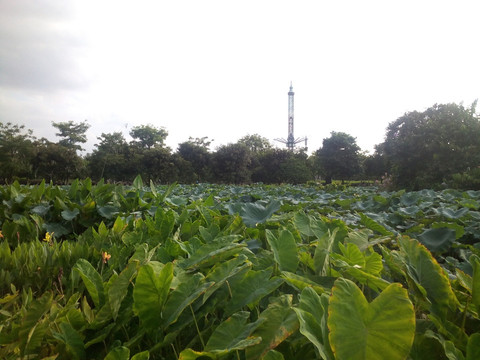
{"left": 1, "top": 177, "right": 480, "bottom": 360}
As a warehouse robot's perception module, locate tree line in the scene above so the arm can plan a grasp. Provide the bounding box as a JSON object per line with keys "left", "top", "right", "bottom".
{"left": 1, "top": 101, "right": 479, "bottom": 189}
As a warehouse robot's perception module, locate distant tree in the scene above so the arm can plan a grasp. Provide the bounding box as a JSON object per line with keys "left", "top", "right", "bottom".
{"left": 315, "top": 132, "right": 362, "bottom": 184}
{"left": 362, "top": 150, "right": 387, "bottom": 180}
{"left": 33, "top": 139, "right": 86, "bottom": 182}
{"left": 186, "top": 136, "right": 213, "bottom": 149}
{"left": 237, "top": 134, "right": 272, "bottom": 153}
{"left": 380, "top": 102, "right": 480, "bottom": 189}
{"left": 140, "top": 147, "right": 177, "bottom": 183}
{"left": 129, "top": 124, "right": 168, "bottom": 149}
{"left": 0, "top": 122, "right": 36, "bottom": 181}
{"left": 177, "top": 137, "right": 213, "bottom": 182}
{"left": 212, "top": 143, "right": 251, "bottom": 184}
{"left": 87, "top": 132, "right": 132, "bottom": 181}
{"left": 52, "top": 120, "right": 90, "bottom": 151}
{"left": 251, "top": 149, "right": 313, "bottom": 184}
{"left": 278, "top": 151, "right": 313, "bottom": 184}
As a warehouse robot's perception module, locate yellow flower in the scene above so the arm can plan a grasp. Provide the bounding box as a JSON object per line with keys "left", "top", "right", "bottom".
{"left": 43, "top": 232, "right": 54, "bottom": 243}
{"left": 0, "top": 230, "right": 3, "bottom": 238}
{"left": 102, "top": 251, "right": 111, "bottom": 264}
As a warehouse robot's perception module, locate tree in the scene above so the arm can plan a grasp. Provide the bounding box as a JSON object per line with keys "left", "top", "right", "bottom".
{"left": 129, "top": 124, "right": 168, "bottom": 149}
{"left": 177, "top": 137, "right": 213, "bottom": 183}
{"left": 0, "top": 122, "right": 36, "bottom": 181}
{"left": 52, "top": 120, "right": 90, "bottom": 151}
{"left": 315, "top": 132, "right": 362, "bottom": 184}
{"left": 33, "top": 140, "right": 86, "bottom": 183}
{"left": 212, "top": 143, "right": 252, "bottom": 184}
{"left": 380, "top": 102, "right": 480, "bottom": 189}
{"left": 251, "top": 149, "right": 313, "bottom": 184}
{"left": 87, "top": 132, "right": 132, "bottom": 181}
{"left": 237, "top": 134, "right": 272, "bottom": 153}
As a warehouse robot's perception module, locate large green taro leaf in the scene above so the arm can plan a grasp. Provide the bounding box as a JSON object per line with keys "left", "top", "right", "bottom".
{"left": 245, "top": 295, "right": 299, "bottom": 360}
{"left": 53, "top": 322, "right": 86, "bottom": 360}
{"left": 133, "top": 262, "right": 173, "bottom": 331}
{"left": 227, "top": 200, "right": 281, "bottom": 227}
{"left": 178, "top": 311, "right": 264, "bottom": 358}
{"left": 471, "top": 255, "right": 480, "bottom": 313}
{"left": 328, "top": 278, "right": 415, "bottom": 360}
{"left": 467, "top": 333, "right": 480, "bottom": 360}
{"left": 398, "top": 237, "right": 457, "bottom": 316}
{"left": 418, "top": 227, "right": 456, "bottom": 253}
{"left": 104, "top": 346, "right": 130, "bottom": 360}
{"left": 266, "top": 229, "right": 299, "bottom": 272}
{"left": 225, "top": 269, "right": 283, "bottom": 316}
{"left": 435, "top": 207, "right": 470, "bottom": 220}
{"left": 161, "top": 272, "right": 214, "bottom": 328}
{"left": 178, "top": 235, "right": 245, "bottom": 270}
{"left": 108, "top": 261, "right": 137, "bottom": 320}
{"left": 293, "top": 287, "right": 333, "bottom": 360}
{"left": 73, "top": 259, "right": 105, "bottom": 308}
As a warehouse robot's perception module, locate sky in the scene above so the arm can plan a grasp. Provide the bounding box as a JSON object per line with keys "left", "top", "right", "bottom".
{"left": 1, "top": 0, "right": 479, "bottom": 155}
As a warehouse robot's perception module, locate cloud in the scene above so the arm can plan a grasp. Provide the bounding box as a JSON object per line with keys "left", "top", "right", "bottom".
{"left": 0, "top": 1, "right": 89, "bottom": 92}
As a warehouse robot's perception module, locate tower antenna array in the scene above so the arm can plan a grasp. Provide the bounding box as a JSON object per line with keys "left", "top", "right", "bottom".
{"left": 275, "top": 82, "right": 307, "bottom": 151}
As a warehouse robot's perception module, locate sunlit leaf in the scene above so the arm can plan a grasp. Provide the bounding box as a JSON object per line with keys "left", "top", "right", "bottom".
{"left": 294, "top": 287, "right": 333, "bottom": 360}
{"left": 104, "top": 346, "right": 130, "bottom": 360}
{"left": 328, "top": 278, "right": 415, "bottom": 360}
{"left": 266, "top": 229, "right": 299, "bottom": 272}
{"left": 399, "top": 237, "right": 457, "bottom": 315}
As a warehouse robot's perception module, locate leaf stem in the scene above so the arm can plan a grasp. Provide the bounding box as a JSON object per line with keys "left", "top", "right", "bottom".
{"left": 190, "top": 304, "right": 205, "bottom": 348}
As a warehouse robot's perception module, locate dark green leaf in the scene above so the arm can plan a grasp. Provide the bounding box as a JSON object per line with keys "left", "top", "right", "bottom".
{"left": 245, "top": 295, "right": 299, "bottom": 360}
{"left": 418, "top": 227, "right": 456, "bottom": 253}
{"left": 133, "top": 262, "right": 173, "bottom": 331}
{"left": 73, "top": 259, "right": 105, "bottom": 308}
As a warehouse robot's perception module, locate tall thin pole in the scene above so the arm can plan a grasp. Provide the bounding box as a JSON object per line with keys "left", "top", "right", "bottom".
{"left": 287, "top": 82, "right": 295, "bottom": 150}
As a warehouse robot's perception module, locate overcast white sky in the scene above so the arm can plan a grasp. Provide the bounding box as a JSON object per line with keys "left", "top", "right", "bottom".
{"left": 1, "top": 0, "right": 479, "bottom": 155}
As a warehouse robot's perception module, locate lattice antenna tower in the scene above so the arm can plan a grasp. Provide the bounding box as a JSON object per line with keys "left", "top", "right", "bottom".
{"left": 275, "top": 82, "right": 307, "bottom": 151}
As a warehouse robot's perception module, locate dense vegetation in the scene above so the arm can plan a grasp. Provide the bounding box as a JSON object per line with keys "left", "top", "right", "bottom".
{"left": 2, "top": 101, "right": 479, "bottom": 189}
{"left": 1, "top": 179, "right": 480, "bottom": 359}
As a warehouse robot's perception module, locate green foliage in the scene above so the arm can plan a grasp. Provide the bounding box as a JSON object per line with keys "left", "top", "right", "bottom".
{"left": 380, "top": 102, "right": 480, "bottom": 189}
{"left": 315, "top": 131, "right": 362, "bottom": 183}
{"left": 52, "top": 120, "right": 90, "bottom": 151}
{"left": 1, "top": 182, "right": 480, "bottom": 359}
{"left": 328, "top": 279, "right": 415, "bottom": 360}
{"left": 129, "top": 124, "right": 168, "bottom": 149}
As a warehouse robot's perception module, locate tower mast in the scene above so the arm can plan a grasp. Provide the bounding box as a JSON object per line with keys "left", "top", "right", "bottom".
{"left": 275, "top": 82, "right": 307, "bottom": 151}
{"left": 287, "top": 82, "right": 295, "bottom": 150}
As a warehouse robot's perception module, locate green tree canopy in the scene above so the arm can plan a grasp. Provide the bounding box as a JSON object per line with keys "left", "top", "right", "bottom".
{"left": 177, "top": 137, "right": 213, "bottom": 182}
{"left": 380, "top": 102, "right": 480, "bottom": 189}
{"left": 87, "top": 132, "right": 132, "bottom": 181}
{"left": 252, "top": 149, "right": 313, "bottom": 184}
{"left": 212, "top": 143, "right": 252, "bottom": 184}
{"left": 33, "top": 140, "right": 86, "bottom": 183}
{"left": 237, "top": 134, "right": 272, "bottom": 153}
{"left": 315, "top": 132, "right": 362, "bottom": 183}
{"left": 52, "top": 120, "right": 90, "bottom": 151}
{"left": 0, "top": 122, "right": 36, "bottom": 181}
{"left": 129, "top": 124, "right": 168, "bottom": 149}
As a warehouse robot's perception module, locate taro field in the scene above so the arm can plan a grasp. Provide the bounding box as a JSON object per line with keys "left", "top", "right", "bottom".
{"left": 1, "top": 176, "right": 480, "bottom": 360}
